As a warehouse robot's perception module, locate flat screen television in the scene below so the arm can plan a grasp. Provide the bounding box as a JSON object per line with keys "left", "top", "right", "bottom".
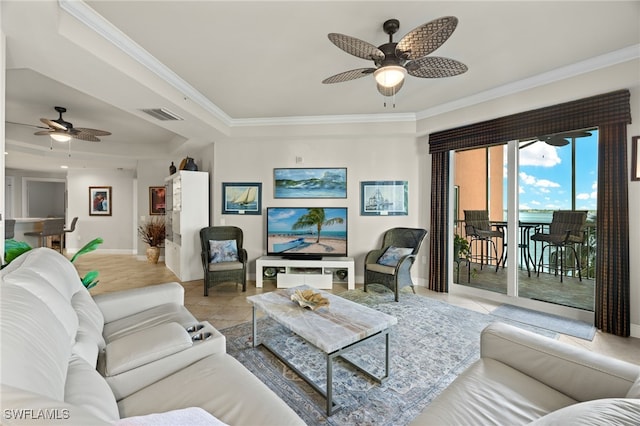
{"left": 266, "top": 207, "right": 348, "bottom": 260}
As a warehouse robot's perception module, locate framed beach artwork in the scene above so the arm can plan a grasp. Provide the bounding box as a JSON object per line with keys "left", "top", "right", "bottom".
{"left": 149, "top": 186, "right": 166, "bottom": 215}
{"left": 360, "top": 181, "right": 408, "bottom": 216}
{"left": 274, "top": 167, "right": 347, "bottom": 198}
{"left": 89, "top": 186, "right": 112, "bottom": 216}
{"left": 222, "top": 182, "right": 262, "bottom": 215}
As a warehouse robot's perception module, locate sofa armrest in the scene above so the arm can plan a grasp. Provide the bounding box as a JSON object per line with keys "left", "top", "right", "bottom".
{"left": 481, "top": 322, "right": 640, "bottom": 402}
{"left": 94, "top": 282, "right": 184, "bottom": 323}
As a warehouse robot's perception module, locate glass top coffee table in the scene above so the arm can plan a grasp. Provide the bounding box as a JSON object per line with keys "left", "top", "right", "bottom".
{"left": 247, "top": 285, "right": 397, "bottom": 416}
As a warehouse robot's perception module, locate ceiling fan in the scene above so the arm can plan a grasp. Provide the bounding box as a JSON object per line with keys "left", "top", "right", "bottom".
{"left": 8, "top": 106, "right": 111, "bottom": 142}
{"left": 519, "top": 130, "right": 593, "bottom": 149}
{"left": 322, "top": 17, "right": 468, "bottom": 100}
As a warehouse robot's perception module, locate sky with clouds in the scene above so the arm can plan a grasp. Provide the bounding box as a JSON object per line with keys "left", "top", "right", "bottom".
{"left": 505, "top": 131, "right": 598, "bottom": 212}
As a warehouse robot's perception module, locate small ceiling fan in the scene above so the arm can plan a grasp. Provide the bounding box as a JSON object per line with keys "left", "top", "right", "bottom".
{"left": 322, "top": 17, "right": 468, "bottom": 99}
{"left": 8, "top": 106, "right": 111, "bottom": 142}
{"left": 519, "top": 130, "right": 593, "bottom": 149}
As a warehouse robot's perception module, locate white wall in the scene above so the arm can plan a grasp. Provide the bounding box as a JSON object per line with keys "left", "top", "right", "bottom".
{"left": 207, "top": 134, "right": 426, "bottom": 283}
{"left": 66, "top": 168, "right": 136, "bottom": 253}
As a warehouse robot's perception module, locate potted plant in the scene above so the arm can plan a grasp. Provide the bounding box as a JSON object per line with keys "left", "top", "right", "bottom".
{"left": 454, "top": 234, "right": 470, "bottom": 262}
{"left": 138, "top": 216, "right": 165, "bottom": 263}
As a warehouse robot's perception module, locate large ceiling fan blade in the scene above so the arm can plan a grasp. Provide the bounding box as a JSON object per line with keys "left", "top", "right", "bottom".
{"left": 34, "top": 130, "right": 55, "bottom": 136}
{"left": 75, "top": 127, "right": 112, "bottom": 137}
{"left": 396, "top": 16, "right": 459, "bottom": 60}
{"left": 322, "top": 68, "right": 375, "bottom": 84}
{"left": 72, "top": 132, "right": 101, "bottom": 142}
{"left": 406, "top": 56, "right": 468, "bottom": 78}
{"left": 6, "top": 121, "right": 50, "bottom": 130}
{"left": 328, "top": 33, "right": 385, "bottom": 61}
{"left": 376, "top": 79, "right": 404, "bottom": 97}
{"left": 40, "top": 117, "right": 68, "bottom": 131}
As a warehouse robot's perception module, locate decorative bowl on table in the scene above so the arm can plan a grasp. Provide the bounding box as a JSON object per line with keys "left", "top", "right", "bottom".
{"left": 290, "top": 289, "right": 330, "bottom": 311}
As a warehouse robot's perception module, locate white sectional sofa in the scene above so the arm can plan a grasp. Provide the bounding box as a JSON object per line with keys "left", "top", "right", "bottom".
{"left": 0, "top": 248, "right": 304, "bottom": 425}
{"left": 412, "top": 322, "right": 640, "bottom": 425}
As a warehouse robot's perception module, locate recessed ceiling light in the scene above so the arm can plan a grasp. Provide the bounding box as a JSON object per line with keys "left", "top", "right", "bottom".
{"left": 60, "top": 165, "right": 68, "bottom": 169}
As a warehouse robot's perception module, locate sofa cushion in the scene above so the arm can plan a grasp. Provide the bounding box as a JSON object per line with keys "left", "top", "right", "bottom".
{"left": 117, "top": 353, "right": 304, "bottom": 426}
{"left": 116, "top": 407, "right": 228, "bottom": 426}
{"left": 529, "top": 398, "right": 640, "bottom": 425}
{"left": 65, "top": 355, "right": 120, "bottom": 422}
{"left": 102, "top": 303, "right": 197, "bottom": 343}
{"left": 627, "top": 376, "right": 640, "bottom": 398}
{"left": 410, "top": 358, "right": 577, "bottom": 426}
{"left": 0, "top": 285, "right": 71, "bottom": 401}
{"left": 104, "top": 323, "right": 193, "bottom": 376}
{"left": 1, "top": 384, "right": 112, "bottom": 425}
{"left": 72, "top": 291, "right": 106, "bottom": 365}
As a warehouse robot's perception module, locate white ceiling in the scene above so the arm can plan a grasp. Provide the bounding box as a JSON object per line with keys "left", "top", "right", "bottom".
{"left": 3, "top": 0, "right": 640, "bottom": 172}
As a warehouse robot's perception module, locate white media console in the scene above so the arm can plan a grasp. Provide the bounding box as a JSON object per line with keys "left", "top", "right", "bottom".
{"left": 255, "top": 256, "right": 355, "bottom": 290}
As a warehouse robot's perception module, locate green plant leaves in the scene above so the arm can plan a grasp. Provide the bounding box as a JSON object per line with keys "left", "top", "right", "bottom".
{"left": 70, "top": 237, "right": 104, "bottom": 263}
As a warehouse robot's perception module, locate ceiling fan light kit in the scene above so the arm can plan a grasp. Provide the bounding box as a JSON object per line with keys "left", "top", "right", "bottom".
{"left": 323, "top": 17, "right": 468, "bottom": 104}
{"left": 50, "top": 133, "right": 72, "bottom": 143}
{"left": 374, "top": 65, "right": 407, "bottom": 88}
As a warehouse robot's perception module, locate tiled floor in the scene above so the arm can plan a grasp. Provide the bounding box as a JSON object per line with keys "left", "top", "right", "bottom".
{"left": 80, "top": 253, "right": 640, "bottom": 365}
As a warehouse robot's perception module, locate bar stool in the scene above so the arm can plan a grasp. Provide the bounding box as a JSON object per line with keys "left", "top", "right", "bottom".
{"left": 63, "top": 217, "right": 78, "bottom": 249}
{"left": 24, "top": 218, "right": 65, "bottom": 252}
{"left": 5, "top": 219, "right": 16, "bottom": 239}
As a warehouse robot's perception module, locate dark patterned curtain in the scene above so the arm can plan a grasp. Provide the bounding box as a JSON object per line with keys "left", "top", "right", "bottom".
{"left": 595, "top": 124, "right": 630, "bottom": 336}
{"left": 428, "top": 151, "right": 449, "bottom": 292}
{"left": 428, "top": 90, "right": 631, "bottom": 336}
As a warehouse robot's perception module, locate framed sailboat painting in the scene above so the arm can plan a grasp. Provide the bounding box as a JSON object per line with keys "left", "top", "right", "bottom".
{"left": 222, "top": 182, "right": 262, "bottom": 215}
{"left": 360, "top": 181, "right": 408, "bottom": 216}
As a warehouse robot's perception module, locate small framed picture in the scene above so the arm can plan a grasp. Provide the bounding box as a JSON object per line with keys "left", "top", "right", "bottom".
{"left": 149, "top": 186, "right": 166, "bottom": 215}
{"left": 360, "top": 181, "right": 408, "bottom": 216}
{"left": 222, "top": 182, "right": 262, "bottom": 215}
{"left": 89, "top": 186, "right": 112, "bottom": 216}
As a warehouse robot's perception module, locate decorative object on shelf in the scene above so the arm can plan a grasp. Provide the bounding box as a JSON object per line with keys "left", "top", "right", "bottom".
{"left": 179, "top": 156, "right": 198, "bottom": 171}
{"left": 290, "top": 288, "right": 330, "bottom": 310}
{"left": 274, "top": 167, "right": 347, "bottom": 198}
{"left": 169, "top": 161, "right": 177, "bottom": 175}
{"left": 137, "top": 216, "right": 165, "bottom": 264}
{"left": 89, "top": 186, "right": 112, "bottom": 216}
{"left": 222, "top": 182, "right": 262, "bottom": 215}
{"left": 360, "top": 180, "right": 408, "bottom": 216}
{"left": 149, "top": 186, "right": 166, "bottom": 215}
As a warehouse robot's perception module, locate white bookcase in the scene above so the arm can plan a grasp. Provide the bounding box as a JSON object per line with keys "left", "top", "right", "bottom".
{"left": 164, "top": 170, "right": 209, "bottom": 282}
{"left": 255, "top": 256, "right": 355, "bottom": 290}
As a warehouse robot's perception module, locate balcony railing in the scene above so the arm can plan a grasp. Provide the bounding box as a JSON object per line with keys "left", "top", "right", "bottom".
{"left": 454, "top": 220, "right": 596, "bottom": 280}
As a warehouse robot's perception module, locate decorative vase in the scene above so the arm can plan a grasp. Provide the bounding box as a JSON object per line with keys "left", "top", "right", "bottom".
{"left": 146, "top": 246, "right": 161, "bottom": 264}
{"left": 180, "top": 157, "right": 198, "bottom": 171}
{"left": 169, "top": 162, "right": 177, "bottom": 175}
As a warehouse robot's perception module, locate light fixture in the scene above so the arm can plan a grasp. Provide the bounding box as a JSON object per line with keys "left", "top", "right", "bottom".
{"left": 373, "top": 65, "right": 407, "bottom": 88}
{"left": 50, "top": 133, "right": 71, "bottom": 142}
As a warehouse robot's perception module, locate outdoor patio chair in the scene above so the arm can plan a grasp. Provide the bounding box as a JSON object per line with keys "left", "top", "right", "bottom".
{"left": 531, "top": 210, "right": 587, "bottom": 282}
{"left": 364, "top": 227, "right": 428, "bottom": 302}
{"left": 200, "top": 226, "right": 247, "bottom": 296}
{"left": 464, "top": 210, "right": 504, "bottom": 272}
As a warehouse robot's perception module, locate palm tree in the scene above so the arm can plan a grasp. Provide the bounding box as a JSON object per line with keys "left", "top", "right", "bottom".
{"left": 292, "top": 208, "right": 344, "bottom": 243}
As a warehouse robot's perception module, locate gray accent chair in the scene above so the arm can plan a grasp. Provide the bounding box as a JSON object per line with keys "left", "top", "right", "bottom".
{"left": 199, "top": 226, "right": 247, "bottom": 296}
{"left": 364, "top": 227, "right": 428, "bottom": 302}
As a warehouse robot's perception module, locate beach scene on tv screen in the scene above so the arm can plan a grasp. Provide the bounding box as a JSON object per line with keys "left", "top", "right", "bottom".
{"left": 267, "top": 207, "right": 347, "bottom": 255}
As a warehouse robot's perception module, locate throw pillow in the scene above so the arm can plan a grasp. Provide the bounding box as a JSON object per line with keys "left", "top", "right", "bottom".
{"left": 209, "top": 240, "right": 239, "bottom": 263}
{"left": 377, "top": 246, "right": 413, "bottom": 267}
